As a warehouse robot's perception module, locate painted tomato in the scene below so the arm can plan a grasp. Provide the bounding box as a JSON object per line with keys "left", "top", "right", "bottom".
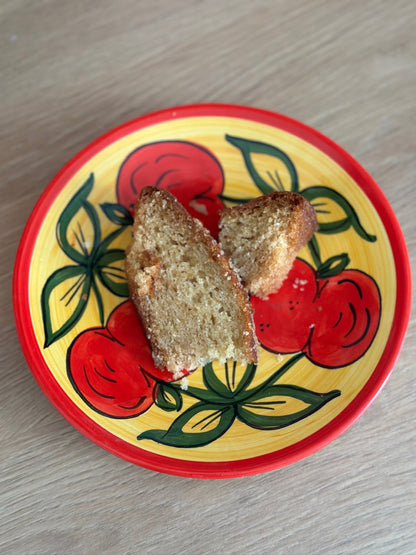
{"left": 67, "top": 327, "right": 156, "bottom": 418}
{"left": 116, "top": 140, "right": 225, "bottom": 237}
{"left": 67, "top": 302, "right": 191, "bottom": 417}
{"left": 309, "top": 269, "right": 381, "bottom": 367}
{"left": 251, "top": 259, "right": 381, "bottom": 368}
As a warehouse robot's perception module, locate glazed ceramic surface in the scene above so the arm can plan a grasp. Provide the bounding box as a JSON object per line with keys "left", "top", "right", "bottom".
{"left": 13, "top": 104, "right": 411, "bottom": 478}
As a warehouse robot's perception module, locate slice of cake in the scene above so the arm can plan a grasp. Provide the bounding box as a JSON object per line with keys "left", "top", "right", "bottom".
{"left": 125, "top": 187, "right": 258, "bottom": 376}
{"left": 219, "top": 192, "right": 318, "bottom": 299}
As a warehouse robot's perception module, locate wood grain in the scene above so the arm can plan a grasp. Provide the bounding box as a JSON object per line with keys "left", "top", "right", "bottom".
{"left": 1, "top": 1, "right": 415, "bottom": 553}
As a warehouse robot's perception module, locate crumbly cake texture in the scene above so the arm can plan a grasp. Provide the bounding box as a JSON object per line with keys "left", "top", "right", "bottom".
{"left": 125, "top": 187, "right": 258, "bottom": 376}
{"left": 219, "top": 192, "right": 318, "bottom": 299}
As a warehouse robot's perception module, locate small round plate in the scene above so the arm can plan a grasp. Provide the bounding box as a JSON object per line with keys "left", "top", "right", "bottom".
{"left": 13, "top": 104, "right": 411, "bottom": 478}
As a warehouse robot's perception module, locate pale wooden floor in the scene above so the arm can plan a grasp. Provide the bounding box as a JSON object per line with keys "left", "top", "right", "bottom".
{"left": 1, "top": 1, "right": 415, "bottom": 553}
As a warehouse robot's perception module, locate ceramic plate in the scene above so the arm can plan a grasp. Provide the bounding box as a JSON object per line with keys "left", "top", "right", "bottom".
{"left": 13, "top": 104, "right": 411, "bottom": 478}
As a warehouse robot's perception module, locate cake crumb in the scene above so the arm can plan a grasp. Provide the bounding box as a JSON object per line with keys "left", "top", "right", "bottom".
{"left": 180, "top": 377, "right": 189, "bottom": 390}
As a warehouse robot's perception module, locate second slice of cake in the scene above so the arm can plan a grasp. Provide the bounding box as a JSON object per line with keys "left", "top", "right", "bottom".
{"left": 219, "top": 192, "right": 318, "bottom": 299}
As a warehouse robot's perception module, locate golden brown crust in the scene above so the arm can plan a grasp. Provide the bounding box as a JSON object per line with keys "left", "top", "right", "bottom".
{"left": 219, "top": 191, "right": 316, "bottom": 232}
{"left": 125, "top": 187, "right": 258, "bottom": 372}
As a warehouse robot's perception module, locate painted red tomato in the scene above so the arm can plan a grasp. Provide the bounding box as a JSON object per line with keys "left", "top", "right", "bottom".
{"left": 67, "top": 302, "right": 191, "bottom": 417}
{"left": 67, "top": 326, "right": 156, "bottom": 418}
{"left": 251, "top": 259, "right": 381, "bottom": 368}
{"left": 116, "top": 140, "right": 225, "bottom": 237}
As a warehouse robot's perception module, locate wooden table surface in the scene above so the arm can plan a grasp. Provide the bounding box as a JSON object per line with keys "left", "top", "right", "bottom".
{"left": 1, "top": 1, "right": 415, "bottom": 553}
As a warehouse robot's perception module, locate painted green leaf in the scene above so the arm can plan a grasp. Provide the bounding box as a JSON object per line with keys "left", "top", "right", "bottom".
{"left": 100, "top": 202, "right": 133, "bottom": 226}
{"left": 93, "top": 225, "right": 128, "bottom": 260}
{"left": 154, "top": 383, "right": 183, "bottom": 412}
{"left": 302, "top": 185, "right": 376, "bottom": 242}
{"left": 203, "top": 362, "right": 234, "bottom": 398}
{"left": 226, "top": 134, "right": 299, "bottom": 194}
{"left": 237, "top": 353, "right": 304, "bottom": 403}
{"left": 237, "top": 385, "right": 340, "bottom": 430}
{"left": 95, "top": 249, "right": 129, "bottom": 297}
{"left": 137, "top": 402, "right": 236, "bottom": 447}
{"left": 317, "top": 253, "right": 350, "bottom": 278}
{"left": 233, "top": 363, "right": 257, "bottom": 396}
{"left": 178, "top": 383, "right": 229, "bottom": 404}
{"left": 41, "top": 265, "right": 91, "bottom": 347}
{"left": 56, "top": 173, "right": 101, "bottom": 263}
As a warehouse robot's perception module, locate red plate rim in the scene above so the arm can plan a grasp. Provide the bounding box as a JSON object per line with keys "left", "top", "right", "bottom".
{"left": 13, "top": 103, "right": 412, "bottom": 478}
